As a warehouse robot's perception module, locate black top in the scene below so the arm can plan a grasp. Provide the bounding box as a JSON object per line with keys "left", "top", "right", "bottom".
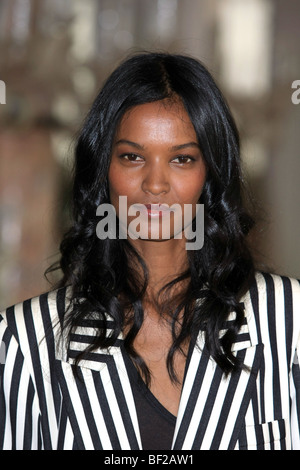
{"left": 130, "top": 368, "right": 176, "bottom": 450}
{"left": 123, "top": 333, "right": 197, "bottom": 450}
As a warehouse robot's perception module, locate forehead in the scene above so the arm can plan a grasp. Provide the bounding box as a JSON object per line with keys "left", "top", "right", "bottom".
{"left": 115, "top": 100, "right": 197, "bottom": 142}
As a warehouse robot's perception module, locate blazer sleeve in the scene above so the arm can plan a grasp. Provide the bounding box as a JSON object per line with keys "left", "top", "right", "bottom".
{"left": 290, "top": 328, "right": 300, "bottom": 450}
{"left": 0, "top": 315, "right": 42, "bottom": 450}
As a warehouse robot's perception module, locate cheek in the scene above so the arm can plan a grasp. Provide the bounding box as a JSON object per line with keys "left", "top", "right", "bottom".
{"left": 108, "top": 164, "right": 139, "bottom": 211}
{"left": 109, "top": 164, "right": 128, "bottom": 197}
{"left": 175, "top": 171, "right": 206, "bottom": 203}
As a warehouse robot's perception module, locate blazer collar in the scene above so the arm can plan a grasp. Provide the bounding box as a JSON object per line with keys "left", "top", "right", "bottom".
{"left": 62, "top": 300, "right": 253, "bottom": 366}
{"left": 55, "top": 292, "right": 263, "bottom": 450}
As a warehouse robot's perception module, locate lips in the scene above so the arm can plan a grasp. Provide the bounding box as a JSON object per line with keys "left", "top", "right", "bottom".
{"left": 145, "top": 204, "right": 171, "bottom": 217}
{"left": 144, "top": 203, "right": 170, "bottom": 211}
{"left": 132, "top": 203, "right": 172, "bottom": 217}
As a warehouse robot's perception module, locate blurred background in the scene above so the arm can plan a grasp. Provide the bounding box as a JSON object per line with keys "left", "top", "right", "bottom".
{"left": 0, "top": 0, "right": 300, "bottom": 309}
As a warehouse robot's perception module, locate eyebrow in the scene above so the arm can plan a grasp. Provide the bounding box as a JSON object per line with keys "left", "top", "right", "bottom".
{"left": 115, "top": 139, "right": 145, "bottom": 150}
{"left": 170, "top": 142, "right": 200, "bottom": 151}
{"left": 114, "top": 139, "right": 200, "bottom": 151}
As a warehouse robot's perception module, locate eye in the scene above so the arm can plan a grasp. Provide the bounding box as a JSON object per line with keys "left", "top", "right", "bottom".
{"left": 120, "top": 153, "right": 143, "bottom": 162}
{"left": 172, "top": 155, "right": 195, "bottom": 164}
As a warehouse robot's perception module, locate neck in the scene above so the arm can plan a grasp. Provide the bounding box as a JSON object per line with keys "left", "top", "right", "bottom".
{"left": 128, "top": 237, "right": 190, "bottom": 299}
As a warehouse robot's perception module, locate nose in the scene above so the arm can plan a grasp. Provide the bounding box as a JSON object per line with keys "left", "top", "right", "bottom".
{"left": 141, "top": 161, "right": 170, "bottom": 196}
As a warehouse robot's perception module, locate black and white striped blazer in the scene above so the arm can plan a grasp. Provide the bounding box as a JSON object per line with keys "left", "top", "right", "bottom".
{"left": 0, "top": 272, "right": 300, "bottom": 450}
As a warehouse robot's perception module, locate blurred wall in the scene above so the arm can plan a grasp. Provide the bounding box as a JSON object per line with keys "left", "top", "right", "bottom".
{"left": 0, "top": 0, "right": 299, "bottom": 308}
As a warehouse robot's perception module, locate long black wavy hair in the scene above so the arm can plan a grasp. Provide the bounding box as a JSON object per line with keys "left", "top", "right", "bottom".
{"left": 48, "top": 52, "right": 256, "bottom": 384}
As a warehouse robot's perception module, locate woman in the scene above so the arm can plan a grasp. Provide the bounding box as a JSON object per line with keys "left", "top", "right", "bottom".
{"left": 0, "top": 52, "right": 299, "bottom": 450}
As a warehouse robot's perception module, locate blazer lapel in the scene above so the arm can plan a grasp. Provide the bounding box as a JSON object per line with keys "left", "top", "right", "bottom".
{"left": 172, "top": 303, "right": 264, "bottom": 450}
{"left": 55, "top": 295, "right": 263, "bottom": 450}
{"left": 55, "top": 322, "right": 142, "bottom": 450}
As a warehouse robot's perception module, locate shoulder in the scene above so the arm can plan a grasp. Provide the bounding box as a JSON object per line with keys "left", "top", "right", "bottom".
{"left": 0, "top": 286, "right": 71, "bottom": 340}
{"left": 242, "top": 271, "right": 300, "bottom": 353}
{"left": 0, "top": 286, "right": 71, "bottom": 370}
{"left": 247, "top": 271, "right": 300, "bottom": 311}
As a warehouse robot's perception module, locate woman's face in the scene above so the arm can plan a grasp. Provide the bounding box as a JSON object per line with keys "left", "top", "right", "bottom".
{"left": 108, "top": 99, "right": 206, "bottom": 243}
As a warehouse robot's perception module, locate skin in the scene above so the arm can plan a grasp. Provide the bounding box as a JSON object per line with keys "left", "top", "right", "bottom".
{"left": 108, "top": 99, "right": 206, "bottom": 415}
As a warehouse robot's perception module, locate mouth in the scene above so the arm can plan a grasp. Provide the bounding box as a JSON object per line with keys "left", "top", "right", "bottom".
{"left": 133, "top": 203, "right": 172, "bottom": 218}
